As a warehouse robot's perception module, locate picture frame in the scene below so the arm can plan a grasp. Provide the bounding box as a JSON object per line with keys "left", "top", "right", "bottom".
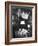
{"left": 5, "top": 1, "right": 37, "bottom": 45}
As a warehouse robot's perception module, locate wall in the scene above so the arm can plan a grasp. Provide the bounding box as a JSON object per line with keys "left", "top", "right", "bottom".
{"left": 0, "top": 0, "right": 38, "bottom": 46}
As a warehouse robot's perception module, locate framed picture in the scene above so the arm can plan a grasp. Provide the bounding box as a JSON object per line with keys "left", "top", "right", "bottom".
{"left": 5, "top": 1, "right": 37, "bottom": 45}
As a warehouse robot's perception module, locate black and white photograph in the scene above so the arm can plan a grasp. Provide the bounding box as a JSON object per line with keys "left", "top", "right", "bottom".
{"left": 11, "top": 6, "right": 32, "bottom": 38}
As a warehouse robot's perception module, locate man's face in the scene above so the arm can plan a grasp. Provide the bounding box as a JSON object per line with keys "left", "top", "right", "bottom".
{"left": 21, "top": 11, "right": 29, "bottom": 20}
{"left": 17, "top": 9, "right": 29, "bottom": 20}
